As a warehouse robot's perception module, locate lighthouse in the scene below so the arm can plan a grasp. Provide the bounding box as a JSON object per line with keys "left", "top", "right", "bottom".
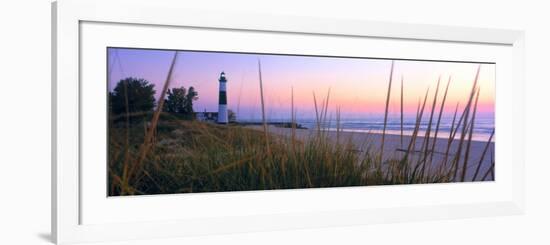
{"left": 217, "top": 71, "right": 228, "bottom": 124}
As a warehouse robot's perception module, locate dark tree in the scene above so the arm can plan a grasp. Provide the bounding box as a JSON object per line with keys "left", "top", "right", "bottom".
{"left": 184, "top": 86, "right": 199, "bottom": 116}
{"left": 110, "top": 77, "right": 156, "bottom": 115}
{"left": 163, "top": 86, "right": 199, "bottom": 119}
{"left": 163, "top": 87, "right": 187, "bottom": 113}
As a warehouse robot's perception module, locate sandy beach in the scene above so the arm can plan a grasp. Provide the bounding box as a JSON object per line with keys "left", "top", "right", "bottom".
{"left": 247, "top": 125, "right": 494, "bottom": 181}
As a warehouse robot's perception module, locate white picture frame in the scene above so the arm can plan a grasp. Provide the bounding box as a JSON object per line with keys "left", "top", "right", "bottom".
{"left": 52, "top": 0, "right": 525, "bottom": 244}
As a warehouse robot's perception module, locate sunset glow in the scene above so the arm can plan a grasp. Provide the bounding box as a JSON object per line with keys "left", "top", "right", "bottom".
{"left": 108, "top": 48, "right": 495, "bottom": 120}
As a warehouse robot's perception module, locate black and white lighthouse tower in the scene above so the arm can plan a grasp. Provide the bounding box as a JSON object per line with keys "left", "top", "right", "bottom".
{"left": 217, "top": 72, "right": 228, "bottom": 124}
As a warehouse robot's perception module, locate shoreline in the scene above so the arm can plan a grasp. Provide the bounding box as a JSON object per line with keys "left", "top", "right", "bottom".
{"left": 237, "top": 121, "right": 493, "bottom": 142}
{"left": 246, "top": 125, "right": 495, "bottom": 181}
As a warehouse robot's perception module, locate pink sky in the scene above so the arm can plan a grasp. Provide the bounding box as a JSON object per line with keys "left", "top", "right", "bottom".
{"left": 109, "top": 48, "right": 495, "bottom": 120}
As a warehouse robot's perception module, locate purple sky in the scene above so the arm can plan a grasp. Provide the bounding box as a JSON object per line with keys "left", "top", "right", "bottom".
{"left": 108, "top": 48, "right": 495, "bottom": 121}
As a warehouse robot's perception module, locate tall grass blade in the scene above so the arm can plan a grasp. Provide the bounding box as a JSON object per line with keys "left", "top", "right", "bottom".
{"left": 452, "top": 65, "right": 481, "bottom": 180}
{"left": 405, "top": 88, "right": 429, "bottom": 165}
{"left": 409, "top": 88, "right": 430, "bottom": 181}
{"left": 236, "top": 72, "right": 245, "bottom": 117}
{"left": 472, "top": 129, "right": 495, "bottom": 181}
{"left": 430, "top": 76, "right": 451, "bottom": 163}
{"left": 336, "top": 106, "right": 341, "bottom": 145}
{"left": 481, "top": 158, "right": 495, "bottom": 181}
{"left": 257, "top": 59, "right": 271, "bottom": 155}
{"left": 313, "top": 92, "right": 321, "bottom": 134}
{"left": 291, "top": 86, "right": 296, "bottom": 148}
{"left": 443, "top": 102, "right": 459, "bottom": 168}
{"left": 131, "top": 51, "right": 179, "bottom": 191}
{"left": 380, "top": 60, "right": 395, "bottom": 166}
{"left": 460, "top": 87, "right": 481, "bottom": 181}
{"left": 419, "top": 76, "right": 441, "bottom": 178}
{"left": 400, "top": 75, "right": 404, "bottom": 148}
{"left": 321, "top": 88, "right": 332, "bottom": 138}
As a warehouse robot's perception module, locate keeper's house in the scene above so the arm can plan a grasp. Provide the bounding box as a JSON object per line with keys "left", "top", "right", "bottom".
{"left": 195, "top": 111, "right": 219, "bottom": 122}
{"left": 195, "top": 110, "right": 236, "bottom": 123}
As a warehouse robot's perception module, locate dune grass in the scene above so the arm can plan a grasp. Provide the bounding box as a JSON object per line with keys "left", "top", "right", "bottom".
{"left": 108, "top": 58, "right": 495, "bottom": 196}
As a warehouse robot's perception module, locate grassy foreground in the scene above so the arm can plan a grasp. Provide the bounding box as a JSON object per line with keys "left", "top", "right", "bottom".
{"left": 109, "top": 113, "right": 374, "bottom": 195}
{"left": 108, "top": 111, "right": 491, "bottom": 196}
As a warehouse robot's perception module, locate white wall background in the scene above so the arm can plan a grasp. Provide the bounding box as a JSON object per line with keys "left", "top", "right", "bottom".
{"left": 0, "top": 0, "right": 548, "bottom": 244}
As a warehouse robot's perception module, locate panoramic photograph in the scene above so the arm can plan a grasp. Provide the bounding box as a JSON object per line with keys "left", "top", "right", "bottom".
{"left": 107, "top": 47, "right": 495, "bottom": 196}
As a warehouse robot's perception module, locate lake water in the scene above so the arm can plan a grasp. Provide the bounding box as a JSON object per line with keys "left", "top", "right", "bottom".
{"left": 239, "top": 116, "right": 495, "bottom": 142}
